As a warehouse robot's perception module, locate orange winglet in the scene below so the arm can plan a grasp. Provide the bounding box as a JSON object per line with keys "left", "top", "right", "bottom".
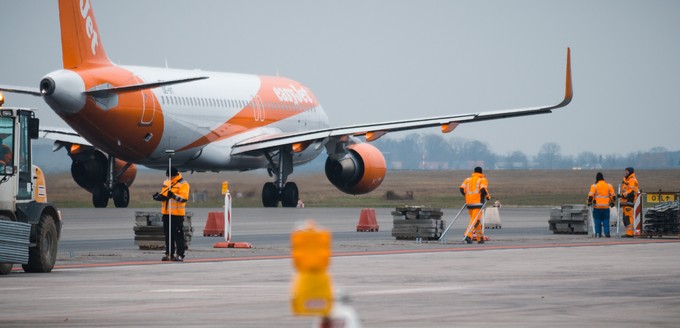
{"left": 565, "top": 47, "right": 573, "bottom": 102}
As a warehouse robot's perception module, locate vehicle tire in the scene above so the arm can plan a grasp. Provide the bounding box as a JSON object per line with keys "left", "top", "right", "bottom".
{"left": 262, "top": 182, "right": 279, "bottom": 207}
{"left": 92, "top": 184, "right": 109, "bottom": 208}
{"left": 281, "top": 182, "right": 299, "bottom": 208}
{"left": 0, "top": 262, "right": 12, "bottom": 275}
{"left": 22, "top": 213, "right": 57, "bottom": 273}
{"left": 112, "top": 183, "right": 130, "bottom": 208}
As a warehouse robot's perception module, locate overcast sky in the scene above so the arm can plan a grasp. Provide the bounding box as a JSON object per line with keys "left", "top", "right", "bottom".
{"left": 1, "top": 0, "right": 678, "bottom": 157}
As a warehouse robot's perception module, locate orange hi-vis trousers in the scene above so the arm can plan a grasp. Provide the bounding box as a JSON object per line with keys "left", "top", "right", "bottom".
{"left": 623, "top": 206, "right": 634, "bottom": 236}
{"left": 465, "top": 208, "right": 483, "bottom": 240}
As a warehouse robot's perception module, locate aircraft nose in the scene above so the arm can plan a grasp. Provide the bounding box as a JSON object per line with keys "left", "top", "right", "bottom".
{"left": 41, "top": 70, "right": 86, "bottom": 114}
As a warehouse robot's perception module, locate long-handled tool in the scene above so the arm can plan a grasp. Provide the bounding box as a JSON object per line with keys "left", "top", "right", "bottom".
{"left": 462, "top": 201, "right": 488, "bottom": 243}
{"left": 438, "top": 204, "right": 467, "bottom": 243}
{"left": 616, "top": 184, "right": 621, "bottom": 238}
{"left": 165, "top": 150, "right": 175, "bottom": 259}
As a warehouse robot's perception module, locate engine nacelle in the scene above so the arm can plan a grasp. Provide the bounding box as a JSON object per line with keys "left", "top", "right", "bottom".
{"left": 69, "top": 148, "right": 137, "bottom": 192}
{"left": 324, "top": 143, "right": 386, "bottom": 195}
{"left": 70, "top": 148, "right": 107, "bottom": 191}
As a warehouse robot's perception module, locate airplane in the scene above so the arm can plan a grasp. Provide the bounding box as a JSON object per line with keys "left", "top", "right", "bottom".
{"left": 0, "top": 0, "right": 572, "bottom": 208}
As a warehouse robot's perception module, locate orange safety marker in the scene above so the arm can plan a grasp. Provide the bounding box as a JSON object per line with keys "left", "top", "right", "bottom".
{"left": 213, "top": 181, "right": 252, "bottom": 249}
{"left": 356, "top": 208, "right": 379, "bottom": 232}
{"left": 290, "top": 220, "right": 333, "bottom": 316}
{"left": 203, "top": 212, "right": 225, "bottom": 236}
{"left": 471, "top": 234, "right": 491, "bottom": 241}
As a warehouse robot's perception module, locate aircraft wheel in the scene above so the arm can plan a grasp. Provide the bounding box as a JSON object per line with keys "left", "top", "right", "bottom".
{"left": 92, "top": 184, "right": 109, "bottom": 208}
{"left": 112, "top": 183, "right": 130, "bottom": 208}
{"left": 22, "top": 213, "right": 57, "bottom": 273}
{"left": 262, "top": 182, "right": 279, "bottom": 207}
{"left": 281, "top": 182, "right": 299, "bottom": 208}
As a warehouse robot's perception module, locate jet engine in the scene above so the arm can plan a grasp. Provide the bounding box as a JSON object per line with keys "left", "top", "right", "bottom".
{"left": 324, "top": 143, "right": 386, "bottom": 195}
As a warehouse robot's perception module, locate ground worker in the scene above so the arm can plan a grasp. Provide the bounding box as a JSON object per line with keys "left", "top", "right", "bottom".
{"left": 153, "top": 167, "right": 190, "bottom": 261}
{"left": 620, "top": 167, "right": 639, "bottom": 237}
{"left": 587, "top": 172, "right": 615, "bottom": 238}
{"left": 460, "top": 166, "right": 491, "bottom": 244}
{"left": 0, "top": 143, "right": 12, "bottom": 166}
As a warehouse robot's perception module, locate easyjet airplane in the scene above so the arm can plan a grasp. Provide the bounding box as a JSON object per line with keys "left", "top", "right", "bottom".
{"left": 0, "top": 0, "right": 572, "bottom": 208}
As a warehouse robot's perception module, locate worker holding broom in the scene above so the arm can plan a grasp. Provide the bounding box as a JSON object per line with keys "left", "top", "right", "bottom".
{"left": 460, "top": 167, "right": 491, "bottom": 244}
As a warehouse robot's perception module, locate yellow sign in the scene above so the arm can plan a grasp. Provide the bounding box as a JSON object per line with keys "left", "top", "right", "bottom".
{"left": 221, "top": 181, "right": 229, "bottom": 195}
{"left": 647, "top": 193, "right": 677, "bottom": 203}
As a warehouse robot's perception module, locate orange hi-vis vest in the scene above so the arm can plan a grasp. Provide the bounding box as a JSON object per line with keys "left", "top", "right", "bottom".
{"left": 460, "top": 172, "right": 489, "bottom": 207}
{"left": 588, "top": 180, "right": 615, "bottom": 209}
{"left": 621, "top": 173, "right": 639, "bottom": 207}
{"left": 160, "top": 174, "right": 190, "bottom": 216}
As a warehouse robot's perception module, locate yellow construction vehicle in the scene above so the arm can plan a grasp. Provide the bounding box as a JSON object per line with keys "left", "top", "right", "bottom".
{"left": 0, "top": 94, "right": 62, "bottom": 275}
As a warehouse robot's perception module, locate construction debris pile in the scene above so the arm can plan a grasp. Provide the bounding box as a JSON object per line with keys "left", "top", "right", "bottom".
{"left": 549, "top": 204, "right": 589, "bottom": 234}
{"left": 133, "top": 211, "right": 193, "bottom": 249}
{"left": 391, "top": 206, "right": 445, "bottom": 240}
{"left": 643, "top": 203, "right": 680, "bottom": 235}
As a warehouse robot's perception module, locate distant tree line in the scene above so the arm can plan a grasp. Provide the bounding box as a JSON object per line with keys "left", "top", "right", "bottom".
{"left": 372, "top": 133, "right": 680, "bottom": 170}
{"left": 33, "top": 135, "right": 680, "bottom": 173}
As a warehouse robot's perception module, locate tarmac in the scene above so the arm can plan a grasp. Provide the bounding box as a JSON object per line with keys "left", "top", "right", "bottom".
{"left": 2, "top": 207, "right": 679, "bottom": 327}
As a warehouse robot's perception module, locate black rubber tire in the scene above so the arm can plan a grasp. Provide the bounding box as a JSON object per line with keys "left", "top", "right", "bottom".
{"left": 0, "top": 262, "right": 12, "bottom": 275}
{"left": 262, "top": 182, "right": 279, "bottom": 207}
{"left": 281, "top": 182, "right": 299, "bottom": 208}
{"left": 92, "top": 184, "right": 109, "bottom": 208}
{"left": 112, "top": 183, "right": 130, "bottom": 208}
{"left": 22, "top": 213, "right": 57, "bottom": 273}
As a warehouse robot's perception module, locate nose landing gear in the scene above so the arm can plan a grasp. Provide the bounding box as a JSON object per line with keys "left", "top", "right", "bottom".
{"left": 261, "top": 148, "right": 299, "bottom": 208}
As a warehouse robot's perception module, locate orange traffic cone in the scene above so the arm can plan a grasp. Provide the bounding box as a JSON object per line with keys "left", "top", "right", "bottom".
{"left": 356, "top": 208, "right": 379, "bottom": 232}
{"left": 203, "top": 212, "right": 224, "bottom": 236}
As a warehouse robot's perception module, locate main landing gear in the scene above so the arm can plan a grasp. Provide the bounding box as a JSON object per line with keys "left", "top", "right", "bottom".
{"left": 91, "top": 156, "right": 132, "bottom": 208}
{"left": 261, "top": 149, "right": 299, "bottom": 208}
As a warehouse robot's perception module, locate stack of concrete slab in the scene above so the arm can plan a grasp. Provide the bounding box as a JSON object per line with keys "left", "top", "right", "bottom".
{"left": 549, "top": 204, "right": 589, "bottom": 234}
{"left": 133, "top": 211, "right": 193, "bottom": 249}
{"left": 391, "top": 206, "right": 445, "bottom": 240}
{"left": 642, "top": 203, "right": 679, "bottom": 236}
{"left": 0, "top": 220, "right": 31, "bottom": 264}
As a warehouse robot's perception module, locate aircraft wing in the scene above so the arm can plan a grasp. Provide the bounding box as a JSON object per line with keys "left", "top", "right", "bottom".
{"left": 0, "top": 85, "right": 42, "bottom": 96}
{"left": 233, "top": 48, "right": 573, "bottom": 156}
{"left": 39, "top": 126, "right": 92, "bottom": 148}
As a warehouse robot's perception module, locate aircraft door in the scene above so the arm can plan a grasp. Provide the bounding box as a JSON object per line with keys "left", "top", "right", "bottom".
{"left": 126, "top": 75, "right": 155, "bottom": 126}
{"left": 252, "top": 95, "right": 265, "bottom": 123}
{"left": 139, "top": 89, "right": 156, "bottom": 126}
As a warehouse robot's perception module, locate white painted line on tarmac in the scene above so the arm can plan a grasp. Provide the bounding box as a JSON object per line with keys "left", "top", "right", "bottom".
{"left": 353, "top": 286, "right": 466, "bottom": 296}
